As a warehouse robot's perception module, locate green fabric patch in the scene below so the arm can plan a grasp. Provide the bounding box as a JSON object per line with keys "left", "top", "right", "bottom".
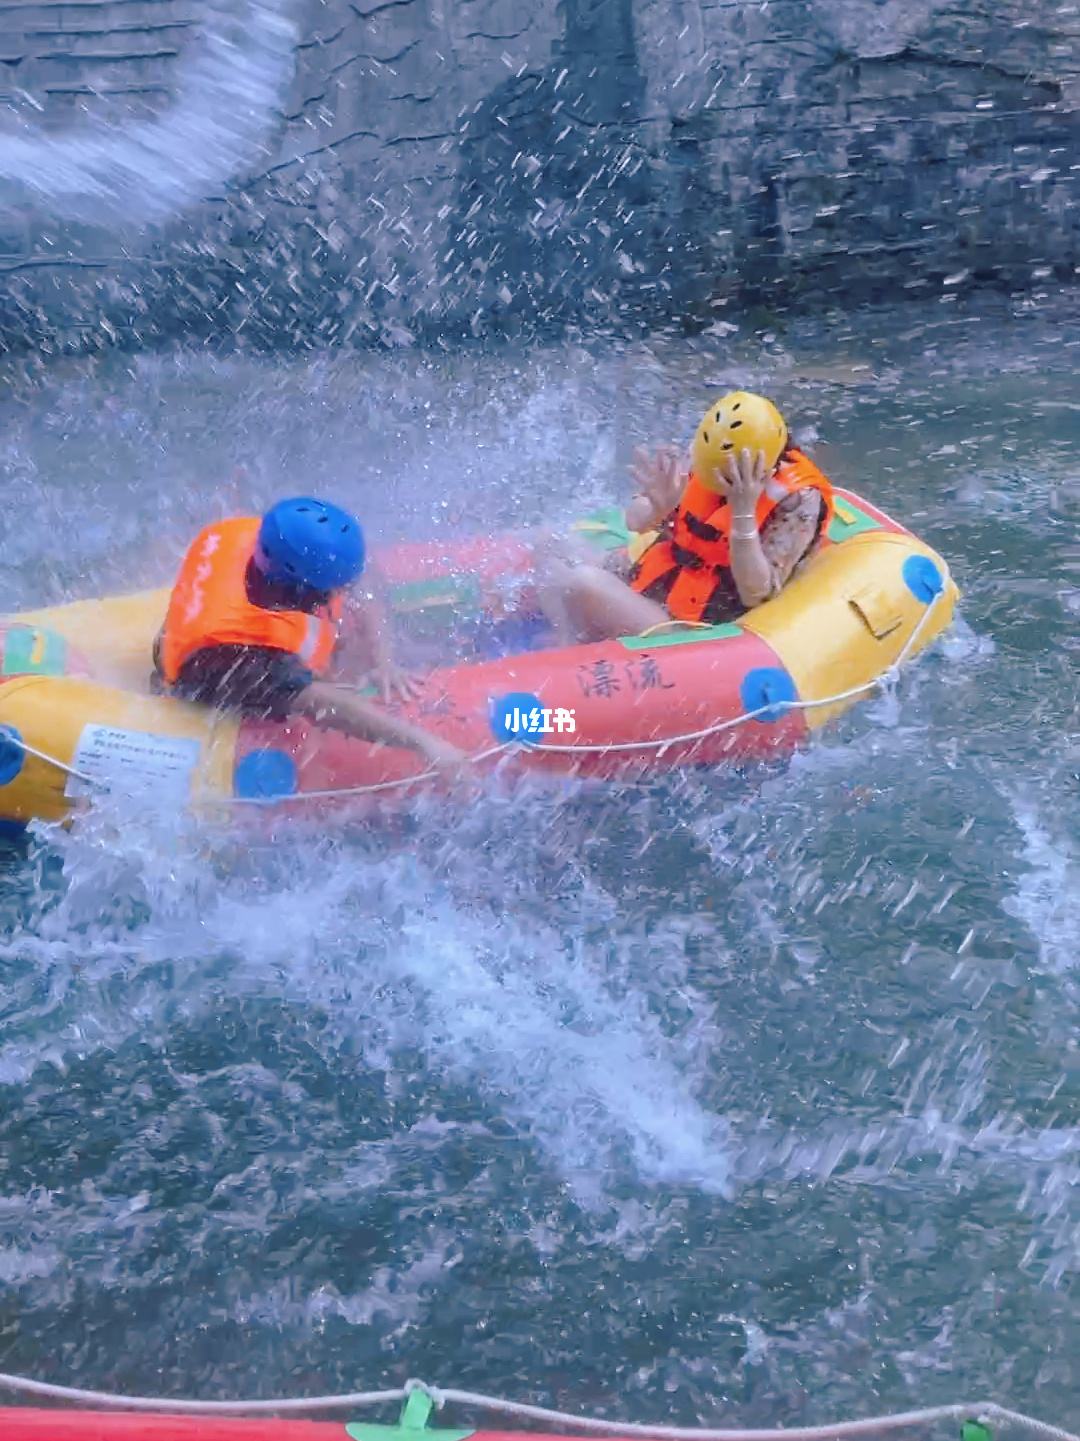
{"left": 570, "top": 506, "right": 632, "bottom": 552}
{"left": 1, "top": 625, "right": 68, "bottom": 677}
{"left": 619, "top": 622, "right": 743, "bottom": 651}
{"left": 346, "top": 1426, "right": 474, "bottom": 1441}
{"left": 388, "top": 575, "right": 483, "bottom": 615}
{"left": 827, "top": 498, "right": 881, "bottom": 543}
{"left": 347, "top": 1392, "right": 473, "bottom": 1441}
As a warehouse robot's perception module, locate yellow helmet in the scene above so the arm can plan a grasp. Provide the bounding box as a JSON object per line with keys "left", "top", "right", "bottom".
{"left": 691, "top": 391, "right": 788, "bottom": 491}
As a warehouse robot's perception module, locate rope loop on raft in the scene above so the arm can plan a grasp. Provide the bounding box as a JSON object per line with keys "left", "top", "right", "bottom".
{"left": 633, "top": 620, "right": 715, "bottom": 639}
{"left": 0, "top": 1370, "right": 1075, "bottom": 1441}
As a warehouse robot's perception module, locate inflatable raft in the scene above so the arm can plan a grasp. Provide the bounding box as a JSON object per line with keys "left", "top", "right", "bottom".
{"left": 0, "top": 488, "right": 957, "bottom": 829}
{"left": 0, "top": 1376, "right": 1026, "bottom": 1441}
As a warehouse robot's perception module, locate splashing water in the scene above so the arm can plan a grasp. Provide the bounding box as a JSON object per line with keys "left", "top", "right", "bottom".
{"left": 0, "top": 0, "right": 297, "bottom": 224}
{"left": 0, "top": 292, "right": 1077, "bottom": 1422}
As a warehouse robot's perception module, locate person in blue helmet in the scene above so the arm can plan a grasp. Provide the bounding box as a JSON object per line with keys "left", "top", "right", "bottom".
{"left": 154, "top": 498, "right": 463, "bottom": 769}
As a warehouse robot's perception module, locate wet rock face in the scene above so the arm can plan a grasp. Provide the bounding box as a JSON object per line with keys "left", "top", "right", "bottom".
{"left": 0, "top": 0, "right": 1077, "bottom": 350}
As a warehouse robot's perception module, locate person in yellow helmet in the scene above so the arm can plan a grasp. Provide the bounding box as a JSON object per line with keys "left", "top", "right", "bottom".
{"left": 536, "top": 392, "right": 835, "bottom": 640}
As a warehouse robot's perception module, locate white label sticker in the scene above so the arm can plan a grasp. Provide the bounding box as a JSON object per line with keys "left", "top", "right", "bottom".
{"left": 66, "top": 725, "right": 202, "bottom": 804}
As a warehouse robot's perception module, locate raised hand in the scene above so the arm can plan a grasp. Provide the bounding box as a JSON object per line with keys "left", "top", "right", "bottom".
{"left": 723, "top": 447, "right": 769, "bottom": 523}
{"left": 626, "top": 444, "right": 687, "bottom": 533}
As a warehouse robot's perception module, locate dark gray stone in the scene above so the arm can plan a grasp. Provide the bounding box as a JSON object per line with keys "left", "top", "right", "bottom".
{"left": 0, "top": 0, "right": 1077, "bottom": 351}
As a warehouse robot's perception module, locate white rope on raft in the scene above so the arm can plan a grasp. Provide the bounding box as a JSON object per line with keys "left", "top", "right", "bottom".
{"left": 0, "top": 587, "right": 947, "bottom": 806}
{"left": 0, "top": 734, "right": 97, "bottom": 786}
{"left": 0, "top": 1373, "right": 1074, "bottom": 1441}
{"left": 220, "top": 584, "right": 948, "bottom": 802}
{"left": 224, "top": 741, "right": 513, "bottom": 803}
{"left": 429, "top": 1391, "right": 1080, "bottom": 1441}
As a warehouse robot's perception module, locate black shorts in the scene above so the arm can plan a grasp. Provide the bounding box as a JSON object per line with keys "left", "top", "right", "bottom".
{"left": 162, "top": 645, "right": 314, "bottom": 720}
{"left": 633, "top": 565, "right": 743, "bottom": 626}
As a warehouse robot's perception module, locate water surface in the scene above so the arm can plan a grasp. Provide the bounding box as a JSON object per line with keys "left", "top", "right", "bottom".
{"left": 0, "top": 289, "right": 1077, "bottom": 1426}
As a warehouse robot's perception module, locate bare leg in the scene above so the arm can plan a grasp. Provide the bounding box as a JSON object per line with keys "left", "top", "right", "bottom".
{"left": 535, "top": 554, "right": 669, "bottom": 643}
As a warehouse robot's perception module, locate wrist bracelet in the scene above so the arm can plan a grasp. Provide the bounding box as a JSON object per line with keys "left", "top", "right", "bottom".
{"left": 731, "top": 523, "right": 758, "bottom": 541}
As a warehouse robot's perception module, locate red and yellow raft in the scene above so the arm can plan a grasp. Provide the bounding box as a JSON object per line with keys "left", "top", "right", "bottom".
{"left": 0, "top": 488, "right": 957, "bottom": 828}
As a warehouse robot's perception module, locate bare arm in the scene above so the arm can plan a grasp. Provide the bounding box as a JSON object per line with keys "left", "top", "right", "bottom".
{"left": 726, "top": 528, "right": 776, "bottom": 610}
{"left": 293, "top": 681, "right": 463, "bottom": 767}
{"left": 337, "top": 571, "right": 421, "bottom": 701}
{"left": 347, "top": 585, "right": 391, "bottom": 667}
{"left": 729, "top": 489, "right": 823, "bottom": 609}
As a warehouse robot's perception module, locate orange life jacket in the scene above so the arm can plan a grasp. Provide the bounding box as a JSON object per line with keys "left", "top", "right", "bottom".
{"left": 158, "top": 516, "right": 343, "bottom": 686}
{"left": 629, "top": 448, "right": 835, "bottom": 623}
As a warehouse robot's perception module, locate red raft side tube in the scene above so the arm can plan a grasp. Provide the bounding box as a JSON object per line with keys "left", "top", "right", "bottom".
{"left": 4, "top": 1419, "right": 639, "bottom": 1441}
{"left": 230, "top": 623, "right": 808, "bottom": 806}
{"left": 2, "top": 1413, "right": 344, "bottom": 1440}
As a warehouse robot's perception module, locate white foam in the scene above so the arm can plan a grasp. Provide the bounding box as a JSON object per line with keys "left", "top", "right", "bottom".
{"left": 1003, "top": 791, "right": 1079, "bottom": 974}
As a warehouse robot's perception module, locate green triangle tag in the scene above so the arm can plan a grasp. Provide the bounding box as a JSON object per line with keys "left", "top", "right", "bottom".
{"left": 961, "top": 1422, "right": 992, "bottom": 1441}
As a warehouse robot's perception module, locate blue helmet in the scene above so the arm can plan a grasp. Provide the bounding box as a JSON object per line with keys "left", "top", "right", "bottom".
{"left": 254, "top": 498, "right": 365, "bottom": 592}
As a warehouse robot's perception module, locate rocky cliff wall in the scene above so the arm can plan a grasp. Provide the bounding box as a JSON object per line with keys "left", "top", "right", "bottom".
{"left": 0, "top": 0, "right": 1077, "bottom": 351}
